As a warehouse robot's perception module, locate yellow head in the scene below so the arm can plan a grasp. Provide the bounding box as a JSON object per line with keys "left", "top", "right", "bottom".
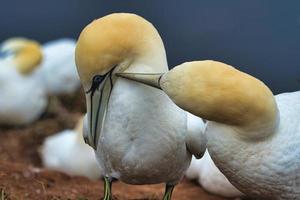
{"left": 118, "top": 60, "right": 278, "bottom": 136}
{"left": 160, "top": 61, "right": 278, "bottom": 127}
{"left": 75, "top": 13, "right": 166, "bottom": 149}
{"left": 1, "top": 38, "right": 42, "bottom": 74}
{"left": 75, "top": 13, "right": 166, "bottom": 89}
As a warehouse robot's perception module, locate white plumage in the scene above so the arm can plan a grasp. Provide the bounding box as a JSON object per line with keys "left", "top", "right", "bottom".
{"left": 0, "top": 38, "right": 47, "bottom": 125}
{"left": 40, "top": 115, "right": 102, "bottom": 180}
{"left": 0, "top": 37, "right": 80, "bottom": 126}
{"left": 185, "top": 114, "right": 243, "bottom": 198}
{"left": 34, "top": 38, "right": 80, "bottom": 95}
{"left": 207, "top": 91, "right": 300, "bottom": 199}
{"left": 186, "top": 152, "right": 244, "bottom": 198}
{"left": 98, "top": 77, "right": 205, "bottom": 184}
{"left": 0, "top": 67, "right": 47, "bottom": 125}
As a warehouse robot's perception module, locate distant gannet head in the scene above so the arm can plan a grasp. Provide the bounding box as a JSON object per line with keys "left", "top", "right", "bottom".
{"left": 118, "top": 60, "right": 279, "bottom": 139}
{"left": 0, "top": 38, "right": 42, "bottom": 74}
{"left": 75, "top": 13, "right": 167, "bottom": 148}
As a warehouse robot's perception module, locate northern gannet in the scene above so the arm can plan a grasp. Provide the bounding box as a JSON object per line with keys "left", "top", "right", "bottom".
{"left": 75, "top": 13, "right": 206, "bottom": 200}
{"left": 41, "top": 115, "right": 102, "bottom": 179}
{"left": 0, "top": 38, "right": 47, "bottom": 125}
{"left": 118, "top": 60, "right": 300, "bottom": 199}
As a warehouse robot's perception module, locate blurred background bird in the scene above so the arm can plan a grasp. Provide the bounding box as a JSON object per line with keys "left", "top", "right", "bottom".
{"left": 0, "top": 37, "right": 42, "bottom": 75}
{"left": 0, "top": 37, "right": 80, "bottom": 126}
{"left": 33, "top": 38, "right": 80, "bottom": 96}
{"left": 0, "top": 38, "right": 47, "bottom": 125}
{"left": 40, "top": 115, "right": 102, "bottom": 180}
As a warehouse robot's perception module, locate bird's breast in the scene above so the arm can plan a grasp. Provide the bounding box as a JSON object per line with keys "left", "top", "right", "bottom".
{"left": 96, "top": 78, "right": 190, "bottom": 183}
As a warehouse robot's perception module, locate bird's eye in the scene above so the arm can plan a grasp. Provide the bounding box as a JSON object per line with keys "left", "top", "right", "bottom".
{"left": 93, "top": 75, "right": 105, "bottom": 83}
{"left": 86, "top": 75, "right": 105, "bottom": 94}
{"left": 86, "top": 65, "right": 117, "bottom": 94}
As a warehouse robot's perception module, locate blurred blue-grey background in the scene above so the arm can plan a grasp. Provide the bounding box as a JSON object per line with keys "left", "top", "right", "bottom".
{"left": 1, "top": 0, "right": 299, "bottom": 94}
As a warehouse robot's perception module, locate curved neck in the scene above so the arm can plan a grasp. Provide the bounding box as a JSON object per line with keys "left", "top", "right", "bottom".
{"left": 163, "top": 61, "right": 279, "bottom": 139}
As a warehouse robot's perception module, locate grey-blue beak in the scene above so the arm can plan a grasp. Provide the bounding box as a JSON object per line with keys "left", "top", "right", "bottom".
{"left": 84, "top": 71, "right": 114, "bottom": 150}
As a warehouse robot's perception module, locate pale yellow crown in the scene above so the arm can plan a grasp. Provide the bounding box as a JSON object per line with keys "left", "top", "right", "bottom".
{"left": 1, "top": 38, "right": 42, "bottom": 74}
{"left": 161, "top": 60, "right": 278, "bottom": 128}
{"left": 75, "top": 13, "right": 165, "bottom": 87}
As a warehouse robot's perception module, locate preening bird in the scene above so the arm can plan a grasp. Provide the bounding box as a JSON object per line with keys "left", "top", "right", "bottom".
{"left": 75, "top": 13, "right": 206, "bottom": 200}
{"left": 40, "top": 115, "right": 102, "bottom": 179}
{"left": 0, "top": 38, "right": 47, "bottom": 125}
{"left": 118, "top": 60, "right": 300, "bottom": 200}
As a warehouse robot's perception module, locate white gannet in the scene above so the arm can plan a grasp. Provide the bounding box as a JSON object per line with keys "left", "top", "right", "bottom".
{"left": 40, "top": 115, "right": 102, "bottom": 179}
{"left": 0, "top": 38, "right": 47, "bottom": 125}
{"left": 75, "top": 13, "right": 206, "bottom": 200}
{"left": 118, "top": 60, "right": 300, "bottom": 199}
{"left": 33, "top": 38, "right": 80, "bottom": 95}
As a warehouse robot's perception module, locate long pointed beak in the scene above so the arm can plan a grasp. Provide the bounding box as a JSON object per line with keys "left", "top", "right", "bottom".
{"left": 116, "top": 72, "right": 164, "bottom": 89}
{"left": 84, "top": 71, "right": 114, "bottom": 150}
